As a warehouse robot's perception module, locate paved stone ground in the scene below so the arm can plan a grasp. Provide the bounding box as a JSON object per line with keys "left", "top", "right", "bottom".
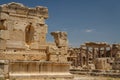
{"left": 74, "top": 74, "right": 120, "bottom": 80}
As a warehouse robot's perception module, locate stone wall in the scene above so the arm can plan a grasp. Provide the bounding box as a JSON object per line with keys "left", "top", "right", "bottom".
{"left": 9, "top": 61, "right": 73, "bottom": 80}
{"left": 0, "top": 2, "right": 73, "bottom": 80}
{"left": 0, "top": 2, "right": 48, "bottom": 50}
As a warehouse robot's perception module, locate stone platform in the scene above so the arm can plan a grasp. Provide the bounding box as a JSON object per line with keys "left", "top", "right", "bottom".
{"left": 6, "top": 61, "right": 73, "bottom": 80}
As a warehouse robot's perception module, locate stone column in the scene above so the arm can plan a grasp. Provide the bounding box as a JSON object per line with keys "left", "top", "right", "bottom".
{"left": 92, "top": 47, "right": 95, "bottom": 59}
{"left": 104, "top": 47, "right": 106, "bottom": 57}
{"left": 110, "top": 47, "right": 112, "bottom": 58}
{"left": 76, "top": 53, "right": 79, "bottom": 67}
{"left": 98, "top": 47, "right": 101, "bottom": 58}
{"left": 46, "top": 46, "right": 50, "bottom": 61}
{"left": 4, "top": 60, "right": 9, "bottom": 79}
{"left": 86, "top": 47, "right": 89, "bottom": 66}
{"left": 80, "top": 53, "right": 83, "bottom": 67}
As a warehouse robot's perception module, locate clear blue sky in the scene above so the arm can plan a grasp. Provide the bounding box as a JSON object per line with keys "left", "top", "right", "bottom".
{"left": 0, "top": 0, "right": 120, "bottom": 47}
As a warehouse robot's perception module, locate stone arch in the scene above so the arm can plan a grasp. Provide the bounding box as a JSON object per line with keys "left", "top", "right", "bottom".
{"left": 25, "top": 23, "right": 34, "bottom": 45}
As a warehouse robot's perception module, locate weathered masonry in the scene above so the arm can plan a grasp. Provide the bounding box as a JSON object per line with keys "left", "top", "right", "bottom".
{"left": 0, "top": 2, "right": 73, "bottom": 80}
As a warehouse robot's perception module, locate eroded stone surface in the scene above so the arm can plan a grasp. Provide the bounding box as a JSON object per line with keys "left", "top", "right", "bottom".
{"left": 0, "top": 2, "right": 72, "bottom": 80}
{"left": 68, "top": 42, "right": 120, "bottom": 71}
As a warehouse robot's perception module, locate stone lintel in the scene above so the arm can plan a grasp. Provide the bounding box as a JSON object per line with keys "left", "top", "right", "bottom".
{"left": 84, "top": 42, "right": 110, "bottom": 48}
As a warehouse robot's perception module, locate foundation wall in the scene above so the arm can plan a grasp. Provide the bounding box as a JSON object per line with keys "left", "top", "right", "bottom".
{"left": 8, "top": 61, "right": 73, "bottom": 80}
{"left": 9, "top": 61, "right": 70, "bottom": 73}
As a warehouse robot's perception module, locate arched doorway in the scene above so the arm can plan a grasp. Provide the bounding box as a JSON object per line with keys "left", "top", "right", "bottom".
{"left": 25, "top": 23, "right": 34, "bottom": 45}
{"left": 0, "top": 19, "right": 7, "bottom": 30}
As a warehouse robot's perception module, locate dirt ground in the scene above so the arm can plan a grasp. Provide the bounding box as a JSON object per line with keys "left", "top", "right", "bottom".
{"left": 74, "top": 74, "right": 120, "bottom": 80}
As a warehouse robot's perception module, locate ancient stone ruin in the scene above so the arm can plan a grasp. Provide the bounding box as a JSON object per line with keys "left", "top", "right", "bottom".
{"left": 0, "top": 2, "right": 73, "bottom": 80}
{"left": 0, "top": 2, "right": 120, "bottom": 80}
{"left": 68, "top": 42, "right": 120, "bottom": 77}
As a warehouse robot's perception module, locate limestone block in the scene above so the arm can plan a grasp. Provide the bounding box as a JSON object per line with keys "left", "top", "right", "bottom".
{"left": 59, "top": 55, "right": 67, "bottom": 62}
{"left": 0, "top": 5, "right": 8, "bottom": 12}
{"left": 0, "top": 40, "right": 6, "bottom": 49}
{"left": 0, "top": 30, "right": 10, "bottom": 40}
{"left": 33, "top": 34, "right": 39, "bottom": 42}
{"left": 13, "top": 20, "right": 28, "bottom": 31}
{"left": 1, "top": 2, "right": 27, "bottom": 14}
{"left": 94, "top": 58, "right": 111, "bottom": 70}
{"left": 37, "top": 24, "right": 48, "bottom": 34}
{"left": 112, "top": 63, "right": 120, "bottom": 70}
{"left": 42, "top": 24, "right": 48, "bottom": 33}
{"left": 0, "top": 65, "right": 4, "bottom": 75}
{"left": 29, "top": 42, "right": 39, "bottom": 49}
{"left": 11, "top": 30, "right": 24, "bottom": 41}
{"left": 39, "top": 34, "right": 46, "bottom": 45}
{"left": 2, "top": 60, "right": 9, "bottom": 79}
{"left": 1, "top": 2, "right": 48, "bottom": 18}
{"left": 36, "top": 6, "right": 48, "bottom": 18}
{"left": 51, "top": 31, "right": 68, "bottom": 47}
{"left": 50, "top": 54, "right": 67, "bottom": 62}
{"left": 35, "top": 28, "right": 41, "bottom": 34}
{"left": 35, "top": 24, "right": 48, "bottom": 34}
{"left": 6, "top": 40, "right": 25, "bottom": 49}
{"left": 115, "top": 51, "right": 120, "bottom": 59}
{"left": 58, "top": 47, "right": 68, "bottom": 54}
{"left": 30, "top": 54, "right": 45, "bottom": 60}
{"left": 16, "top": 7, "right": 28, "bottom": 15}
{"left": 48, "top": 45, "right": 58, "bottom": 54}
{"left": 88, "top": 64, "right": 95, "bottom": 70}
{"left": 5, "top": 21, "right": 14, "bottom": 31}
{"left": 50, "top": 55, "right": 58, "bottom": 62}
{"left": 0, "top": 12, "right": 9, "bottom": 20}
{"left": 36, "top": 17, "right": 45, "bottom": 24}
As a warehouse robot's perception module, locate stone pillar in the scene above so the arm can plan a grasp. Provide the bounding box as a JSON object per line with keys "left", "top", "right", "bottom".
{"left": 110, "top": 47, "right": 113, "bottom": 58}
{"left": 51, "top": 31, "right": 68, "bottom": 62}
{"left": 92, "top": 47, "right": 95, "bottom": 59}
{"left": 77, "top": 52, "right": 80, "bottom": 66}
{"left": 46, "top": 46, "right": 50, "bottom": 61}
{"left": 98, "top": 47, "right": 101, "bottom": 58}
{"left": 4, "top": 60, "right": 9, "bottom": 79}
{"left": 86, "top": 47, "right": 89, "bottom": 66}
{"left": 80, "top": 52, "right": 83, "bottom": 67}
{"left": 104, "top": 47, "right": 106, "bottom": 57}
{"left": 76, "top": 52, "right": 79, "bottom": 67}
